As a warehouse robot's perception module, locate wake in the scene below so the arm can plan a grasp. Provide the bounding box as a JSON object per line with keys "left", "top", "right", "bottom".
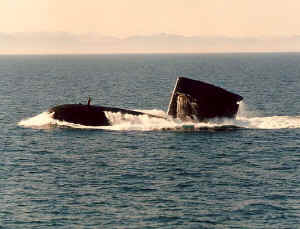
{"left": 18, "top": 103, "right": 300, "bottom": 131}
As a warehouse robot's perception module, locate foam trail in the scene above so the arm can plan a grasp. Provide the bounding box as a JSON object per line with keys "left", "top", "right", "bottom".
{"left": 235, "top": 116, "right": 300, "bottom": 129}
{"left": 18, "top": 106, "right": 300, "bottom": 131}
{"left": 18, "top": 112, "right": 56, "bottom": 128}
{"left": 104, "top": 110, "right": 180, "bottom": 131}
{"left": 234, "top": 102, "right": 300, "bottom": 129}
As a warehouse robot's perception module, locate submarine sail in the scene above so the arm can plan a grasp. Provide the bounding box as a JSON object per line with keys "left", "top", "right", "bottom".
{"left": 167, "top": 77, "right": 243, "bottom": 122}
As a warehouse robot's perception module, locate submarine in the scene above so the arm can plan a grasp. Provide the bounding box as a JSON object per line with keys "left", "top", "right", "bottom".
{"left": 49, "top": 77, "right": 243, "bottom": 126}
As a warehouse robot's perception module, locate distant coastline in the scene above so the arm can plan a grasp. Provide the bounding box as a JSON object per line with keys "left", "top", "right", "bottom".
{"left": 1, "top": 32, "right": 300, "bottom": 55}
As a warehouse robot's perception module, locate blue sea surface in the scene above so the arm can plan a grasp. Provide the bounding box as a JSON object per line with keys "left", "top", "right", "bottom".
{"left": 1, "top": 53, "right": 300, "bottom": 228}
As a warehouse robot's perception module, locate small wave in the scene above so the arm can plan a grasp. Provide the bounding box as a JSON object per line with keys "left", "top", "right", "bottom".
{"left": 232, "top": 199, "right": 288, "bottom": 214}
{"left": 18, "top": 106, "right": 300, "bottom": 131}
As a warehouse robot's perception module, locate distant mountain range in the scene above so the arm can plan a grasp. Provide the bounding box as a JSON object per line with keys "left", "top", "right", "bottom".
{"left": 1, "top": 32, "right": 300, "bottom": 54}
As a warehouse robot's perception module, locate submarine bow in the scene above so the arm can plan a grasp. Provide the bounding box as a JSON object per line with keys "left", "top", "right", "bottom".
{"left": 49, "top": 104, "right": 163, "bottom": 126}
{"left": 167, "top": 77, "right": 243, "bottom": 121}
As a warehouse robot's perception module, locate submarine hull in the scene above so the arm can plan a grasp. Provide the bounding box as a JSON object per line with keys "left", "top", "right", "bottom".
{"left": 49, "top": 104, "right": 157, "bottom": 126}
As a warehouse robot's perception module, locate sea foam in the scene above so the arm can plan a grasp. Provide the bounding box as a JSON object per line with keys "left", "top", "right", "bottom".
{"left": 18, "top": 103, "right": 300, "bottom": 131}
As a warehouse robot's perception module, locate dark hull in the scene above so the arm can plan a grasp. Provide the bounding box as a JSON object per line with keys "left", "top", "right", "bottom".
{"left": 49, "top": 104, "right": 160, "bottom": 126}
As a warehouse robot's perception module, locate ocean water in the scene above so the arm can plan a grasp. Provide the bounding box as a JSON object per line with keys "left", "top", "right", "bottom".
{"left": 1, "top": 53, "right": 300, "bottom": 228}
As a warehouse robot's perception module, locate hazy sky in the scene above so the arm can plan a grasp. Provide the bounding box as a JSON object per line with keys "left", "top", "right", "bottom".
{"left": 2, "top": 0, "right": 300, "bottom": 37}
{"left": 1, "top": 0, "right": 300, "bottom": 53}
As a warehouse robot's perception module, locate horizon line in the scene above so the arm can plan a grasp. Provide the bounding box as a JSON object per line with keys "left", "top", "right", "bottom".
{"left": 1, "top": 51, "right": 300, "bottom": 56}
